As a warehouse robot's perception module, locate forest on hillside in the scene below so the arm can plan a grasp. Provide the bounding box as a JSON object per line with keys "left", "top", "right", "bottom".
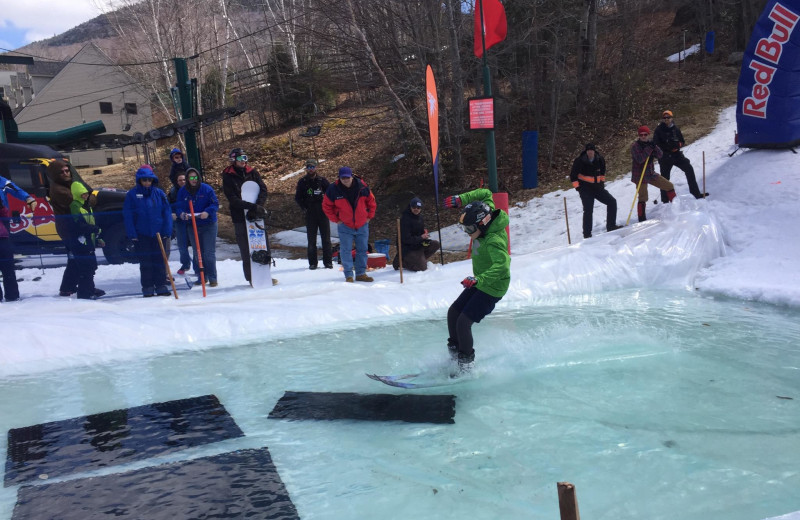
{"left": 16, "top": 0, "right": 767, "bottom": 190}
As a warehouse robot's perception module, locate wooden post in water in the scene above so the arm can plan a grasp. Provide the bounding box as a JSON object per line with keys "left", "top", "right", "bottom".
{"left": 557, "top": 482, "right": 580, "bottom": 520}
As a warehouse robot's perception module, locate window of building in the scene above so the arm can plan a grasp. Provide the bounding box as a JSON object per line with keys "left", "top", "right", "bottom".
{"left": 124, "top": 103, "right": 137, "bottom": 115}
{"left": 99, "top": 102, "right": 113, "bottom": 114}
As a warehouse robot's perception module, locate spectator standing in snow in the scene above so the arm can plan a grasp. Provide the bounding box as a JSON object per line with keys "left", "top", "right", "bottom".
{"left": 653, "top": 110, "right": 708, "bottom": 202}
{"left": 0, "top": 175, "right": 38, "bottom": 302}
{"left": 168, "top": 148, "right": 190, "bottom": 188}
{"left": 45, "top": 160, "right": 104, "bottom": 298}
{"left": 221, "top": 148, "right": 274, "bottom": 285}
{"left": 295, "top": 159, "right": 333, "bottom": 270}
{"left": 177, "top": 168, "right": 219, "bottom": 287}
{"left": 323, "top": 166, "right": 377, "bottom": 283}
{"left": 123, "top": 166, "right": 173, "bottom": 297}
{"left": 570, "top": 143, "right": 621, "bottom": 239}
{"left": 392, "top": 196, "right": 440, "bottom": 271}
{"left": 168, "top": 172, "right": 194, "bottom": 275}
{"left": 442, "top": 188, "right": 510, "bottom": 375}
{"left": 631, "top": 126, "right": 676, "bottom": 222}
{"left": 68, "top": 182, "right": 104, "bottom": 300}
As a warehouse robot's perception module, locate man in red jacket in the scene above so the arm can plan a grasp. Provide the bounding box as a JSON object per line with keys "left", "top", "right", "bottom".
{"left": 323, "top": 167, "right": 377, "bottom": 282}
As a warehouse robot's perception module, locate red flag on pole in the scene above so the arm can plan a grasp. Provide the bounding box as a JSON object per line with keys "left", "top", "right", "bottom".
{"left": 474, "top": 0, "right": 508, "bottom": 58}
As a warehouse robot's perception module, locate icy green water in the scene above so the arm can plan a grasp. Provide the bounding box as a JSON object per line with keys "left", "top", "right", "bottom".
{"left": 1, "top": 290, "right": 799, "bottom": 519}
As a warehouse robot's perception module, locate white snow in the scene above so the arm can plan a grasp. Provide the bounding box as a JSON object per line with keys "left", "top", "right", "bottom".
{"left": 666, "top": 43, "right": 701, "bottom": 63}
{"left": 3, "top": 105, "right": 800, "bottom": 380}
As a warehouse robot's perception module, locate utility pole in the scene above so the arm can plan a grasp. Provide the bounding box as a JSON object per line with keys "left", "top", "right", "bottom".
{"left": 173, "top": 58, "right": 203, "bottom": 179}
{"left": 479, "top": 0, "right": 499, "bottom": 193}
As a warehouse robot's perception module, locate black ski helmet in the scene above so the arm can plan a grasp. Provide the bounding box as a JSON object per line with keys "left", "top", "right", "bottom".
{"left": 459, "top": 201, "right": 492, "bottom": 235}
{"left": 229, "top": 148, "right": 246, "bottom": 161}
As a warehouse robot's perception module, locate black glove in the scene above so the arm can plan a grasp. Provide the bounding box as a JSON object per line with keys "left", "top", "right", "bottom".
{"left": 256, "top": 206, "right": 268, "bottom": 218}
{"left": 246, "top": 209, "right": 257, "bottom": 221}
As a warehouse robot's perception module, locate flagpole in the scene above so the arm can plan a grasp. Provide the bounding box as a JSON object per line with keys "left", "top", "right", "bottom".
{"left": 479, "top": 0, "right": 499, "bottom": 193}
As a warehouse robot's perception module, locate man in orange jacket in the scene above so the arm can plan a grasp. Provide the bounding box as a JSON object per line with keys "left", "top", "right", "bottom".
{"left": 322, "top": 167, "right": 377, "bottom": 282}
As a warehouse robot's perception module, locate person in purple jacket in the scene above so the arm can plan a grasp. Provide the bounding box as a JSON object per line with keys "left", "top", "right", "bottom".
{"left": 177, "top": 168, "right": 219, "bottom": 287}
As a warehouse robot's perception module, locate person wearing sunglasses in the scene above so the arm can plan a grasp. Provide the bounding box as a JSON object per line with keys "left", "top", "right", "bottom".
{"left": 168, "top": 148, "right": 191, "bottom": 189}
{"left": 295, "top": 159, "right": 333, "bottom": 270}
{"left": 123, "top": 166, "right": 173, "bottom": 297}
{"left": 653, "top": 110, "right": 708, "bottom": 201}
{"left": 177, "top": 168, "right": 219, "bottom": 287}
{"left": 221, "top": 148, "right": 275, "bottom": 285}
{"left": 631, "top": 125, "right": 676, "bottom": 222}
{"left": 442, "top": 188, "right": 510, "bottom": 376}
{"left": 45, "top": 160, "right": 105, "bottom": 298}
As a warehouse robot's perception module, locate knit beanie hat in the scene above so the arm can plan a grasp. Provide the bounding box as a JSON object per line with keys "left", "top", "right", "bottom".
{"left": 638, "top": 125, "right": 651, "bottom": 135}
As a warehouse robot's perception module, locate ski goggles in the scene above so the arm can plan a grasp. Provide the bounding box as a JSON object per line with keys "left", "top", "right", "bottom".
{"left": 458, "top": 222, "right": 478, "bottom": 235}
{"left": 234, "top": 154, "right": 248, "bottom": 162}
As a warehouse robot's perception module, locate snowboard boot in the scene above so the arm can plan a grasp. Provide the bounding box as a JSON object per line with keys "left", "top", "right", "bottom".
{"left": 451, "top": 352, "right": 475, "bottom": 378}
{"left": 666, "top": 189, "right": 677, "bottom": 202}
{"left": 637, "top": 201, "right": 647, "bottom": 222}
{"left": 447, "top": 338, "right": 459, "bottom": 361}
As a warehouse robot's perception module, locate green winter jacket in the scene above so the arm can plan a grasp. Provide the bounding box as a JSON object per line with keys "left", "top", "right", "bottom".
{"left": 458, "top": 188, "right": 511, "bottom": 298}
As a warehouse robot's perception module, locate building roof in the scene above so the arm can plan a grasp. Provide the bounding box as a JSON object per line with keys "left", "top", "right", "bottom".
{"left": 27, "top": 60, "right": 68, "bottom": 77}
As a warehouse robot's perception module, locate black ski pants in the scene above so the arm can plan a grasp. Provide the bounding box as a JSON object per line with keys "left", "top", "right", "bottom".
{"left": 305, "top": 206, "right": 332, "bottom": 268}
{"left": 659, "top": 153, "right": 701, "bottom": 201}
{"left": 0, "top": 238, "right": 19, "bottom": 301}
{"left": 579, "top": 185, "right": 617, "bottom": 238}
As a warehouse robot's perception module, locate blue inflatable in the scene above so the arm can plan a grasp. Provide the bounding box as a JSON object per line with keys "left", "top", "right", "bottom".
{"left": 736, "top": 0, "right": 800, "bottom": 148}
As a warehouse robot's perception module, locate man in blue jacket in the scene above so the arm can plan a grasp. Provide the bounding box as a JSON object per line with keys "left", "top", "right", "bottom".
{"left": 177, "top": 168, "right": 219, "bottom": 287}
{"left": 123, "top": 166, "right": 172, "bottom": 297}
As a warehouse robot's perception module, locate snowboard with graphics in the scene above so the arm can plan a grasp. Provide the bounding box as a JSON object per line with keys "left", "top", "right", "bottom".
{"left": 241, "top": 180, "right": 273, "bottom": 288}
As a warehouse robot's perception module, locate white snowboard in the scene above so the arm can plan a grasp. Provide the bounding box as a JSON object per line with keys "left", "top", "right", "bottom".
{"left": 241, "top": 180, "right": 273, "bottom": 288}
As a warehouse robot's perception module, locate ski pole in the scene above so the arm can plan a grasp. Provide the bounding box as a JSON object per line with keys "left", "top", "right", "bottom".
{"left": 188, "top": 200, "right": 206, "bottom": 297}
{"left": 564, "top": 197, "right": 571, "bottom": 245}
{"left": 625, "top": 156, "right": 650, "bottom": 226}
{"left": 156, "top": 232, "right": 178, "bottom": 299}
{"left": 396, "top": 218, "right": 404, "bottom": 284}
{"left": 702, "top": 151, "right": 706, "bottom": 198}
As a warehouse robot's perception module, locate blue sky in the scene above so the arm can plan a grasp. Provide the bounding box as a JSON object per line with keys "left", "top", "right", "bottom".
{"left": 0, "top": 0, "right": 104, "bottom": 52}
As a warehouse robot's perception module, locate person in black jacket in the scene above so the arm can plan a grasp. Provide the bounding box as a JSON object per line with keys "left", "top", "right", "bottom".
{"left": 221, "top": 148, "right": 270, "bottom": 284}
{"left": 570, "top": 143, "right": 621, "bottom": 239}
{"left": 392, "top": 197, "right": 440, "bottom": 271}
{"left": 295, "top": 159, "right": 332, "bottom": 269}
{"left": 653, "top": 110, "right": 708, "bottom": 202}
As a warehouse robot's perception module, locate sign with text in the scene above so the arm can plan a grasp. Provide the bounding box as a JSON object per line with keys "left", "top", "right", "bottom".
{"left": 468, "top": 97, "right": 495, "bottom": 130}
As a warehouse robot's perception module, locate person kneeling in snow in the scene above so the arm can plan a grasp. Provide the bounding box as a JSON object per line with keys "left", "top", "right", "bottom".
{"left": 442, "top": 188, "right": 510, "bottom": 375}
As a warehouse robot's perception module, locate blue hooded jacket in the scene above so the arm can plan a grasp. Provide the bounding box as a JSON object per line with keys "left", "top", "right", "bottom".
{"left": 123, "top": 167, "right": 173, "bottom": 238}
{"left": 169, "top": 148, "right": 190, "bottom": 186}
{"left": 176, "top": 169, "right": 219, "bottom": 228}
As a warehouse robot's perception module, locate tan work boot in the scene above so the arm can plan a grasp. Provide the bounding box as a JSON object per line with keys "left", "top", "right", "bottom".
{"left": 345, "top": 277, "right": 354, "bottom": 283}
{"left": 272, "top": 278, "right": 279, "bottom": 286}
{"left": 355, "top": 274, "right": 374, "bottom": 282}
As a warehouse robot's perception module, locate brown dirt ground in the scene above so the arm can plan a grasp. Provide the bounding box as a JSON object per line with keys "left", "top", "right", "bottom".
{"left": 77, "top": 55, "right": 739, "bottom": 266}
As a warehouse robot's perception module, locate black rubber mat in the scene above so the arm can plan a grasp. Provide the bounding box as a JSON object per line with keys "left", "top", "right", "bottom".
{"left": 5, "top": 394, "right": 243, "bottom": 487}
{"left": 268, "top": 391, "right": 456, "bottom": 424}
{"left": 12, "top": 447, "right": 299, "bottom": 520}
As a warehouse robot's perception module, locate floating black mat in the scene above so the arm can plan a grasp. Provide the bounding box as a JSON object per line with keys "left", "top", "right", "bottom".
{"left": 12, "top": 447, "right": 299, "bottom": 520}
{"left": 268, "top": 391, "right": 456, "bottom": 424}
{"left": 5, "top": 394, "right": 243, "bottom": 487}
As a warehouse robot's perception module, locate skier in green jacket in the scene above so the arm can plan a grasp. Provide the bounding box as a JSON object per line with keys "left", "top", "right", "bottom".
{"left": 443, "top": 188, "right": 511, "bottom": 374}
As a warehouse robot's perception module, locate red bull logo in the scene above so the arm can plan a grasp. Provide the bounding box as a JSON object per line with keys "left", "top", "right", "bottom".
{"left": 7, "top": 197, "right": 58, "bottom": 240}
